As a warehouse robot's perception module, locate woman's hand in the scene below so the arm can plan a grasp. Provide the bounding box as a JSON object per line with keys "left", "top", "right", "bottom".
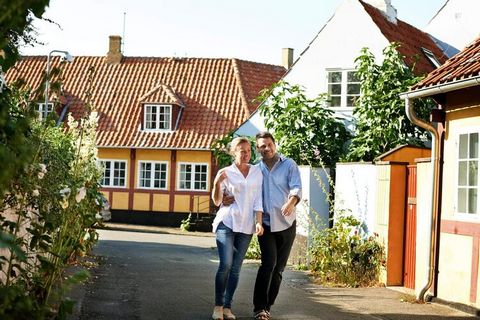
{"left": 214, "top": 169, "right": 227, "bottom": 186}
{"left": 255, "top": 222, "right": 264, "bottom": 236}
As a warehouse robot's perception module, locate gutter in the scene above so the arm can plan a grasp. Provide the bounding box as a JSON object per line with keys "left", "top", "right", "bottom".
{"left": 400, "top": 75, "right": 480, "bottom": 302}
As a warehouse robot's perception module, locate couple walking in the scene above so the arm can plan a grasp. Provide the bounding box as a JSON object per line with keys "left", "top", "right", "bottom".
{"left": 211, "top": 132, "right": 302, "bottom": 320}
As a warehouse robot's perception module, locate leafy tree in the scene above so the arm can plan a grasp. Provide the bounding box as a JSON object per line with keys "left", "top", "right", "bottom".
{"left": 345, "top": 43, "right": 434, "bottom": 162}
{"left": 0, "top": 0, "right": 51, "bottom": 193}
{"left": 0, "top": 0, "right": 50, "bottom": 71}
{"left": 211, "top": 132, "right": 258, "bottom": 168}
{"left": 259, "top": 80, "right": 350, "bottom": 167}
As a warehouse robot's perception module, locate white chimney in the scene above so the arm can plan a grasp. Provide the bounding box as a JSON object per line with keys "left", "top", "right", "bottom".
{"left": 363, "top": 0, "right": 397, "bottom": 24}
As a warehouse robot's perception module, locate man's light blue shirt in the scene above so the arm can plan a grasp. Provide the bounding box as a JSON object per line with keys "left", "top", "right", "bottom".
{"left": 259, "top": 154, "right": 302, "bottom": 232}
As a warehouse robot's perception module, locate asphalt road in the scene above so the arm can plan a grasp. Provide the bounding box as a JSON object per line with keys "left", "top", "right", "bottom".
{"left": 68, "top": 229, "right": 476, "bottom": 320}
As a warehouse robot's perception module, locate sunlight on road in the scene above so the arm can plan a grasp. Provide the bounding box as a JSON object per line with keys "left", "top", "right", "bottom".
{"left": 97, "top": 229, "right": 216, "bottom": 248}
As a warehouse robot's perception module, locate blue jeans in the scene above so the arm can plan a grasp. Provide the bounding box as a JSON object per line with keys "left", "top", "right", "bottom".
{"left": 215, "top": 222, "right": 252, "bottom": 308}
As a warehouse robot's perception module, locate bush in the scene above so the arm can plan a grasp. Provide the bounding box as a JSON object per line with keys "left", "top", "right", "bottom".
{"left": 309, "top": 213, "right": 385, "bottom": 287}
{"left": 245, "top": 235, "right": 261, "bottom": 260}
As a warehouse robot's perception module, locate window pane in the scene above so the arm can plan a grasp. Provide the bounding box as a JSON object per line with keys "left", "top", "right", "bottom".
{"left": 329, "top": 96, "right": 341, "bottom": 107}
{"left": 458, "top": 188, "right": 467, "bottom": 213}
{"left": 329, "top": 84, "right": 341, "bottom": 95}
{"left": 468, "top": 188, "right": 477, "bottom": 214}
{"left": 347, "top": 83, "right": 360, "bottom": 95}
{"left": 470, "top": 133, "right": 479, "bottom": 158}
{"left": 328, "top": 72, "right": 342, "bottom": 83}
{"left": 458, "top": 161, "right": 467, "bottom": 186}
{"left": 459, "top": 134, "right": 468, "bottom": 158}
{"left": 469, "top": 161, "right": 478, "bottom": 186}
{"left": 347, "top": 71, "right": 360, "bottom": 82}
{"left": 346, "top": 96, "right": 358, "bottom": 107}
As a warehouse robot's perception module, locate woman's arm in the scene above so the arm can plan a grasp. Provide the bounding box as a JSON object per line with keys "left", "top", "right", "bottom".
{"left": 255, "top": 211, "right": 264, "bottom": 236}
{"left": 211, "top": 169, "right": 227, "bottom": 206}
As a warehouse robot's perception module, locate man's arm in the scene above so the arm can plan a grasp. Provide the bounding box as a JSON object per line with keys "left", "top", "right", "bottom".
{"left": 281, "top": 160, "right": 302, "bottom": 216}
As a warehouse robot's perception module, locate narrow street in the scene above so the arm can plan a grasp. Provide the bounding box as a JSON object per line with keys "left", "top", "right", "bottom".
{"left": 68, "top": 229, "right": 476, "bottom": 320}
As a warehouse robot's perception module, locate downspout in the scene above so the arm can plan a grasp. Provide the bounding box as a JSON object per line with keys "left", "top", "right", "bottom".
{"left": 404, "top": 98, "right": 440, "bottom": 302}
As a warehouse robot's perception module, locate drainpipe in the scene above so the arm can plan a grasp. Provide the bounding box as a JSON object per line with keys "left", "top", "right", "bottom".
{"left": 400, "top": 75, "right": 480, "bottom": 302}
{"left": 404, "top": 98, "right": 440, "bottom": 302}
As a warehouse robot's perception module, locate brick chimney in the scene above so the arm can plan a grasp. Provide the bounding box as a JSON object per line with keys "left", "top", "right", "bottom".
{"left": 106, "top": 35, "right": 123, "bottom": 64}
{"left": 282, "top": 48, "right": 294, "bottom": 69}
{"left": 363, "top": 0, "right": 397, "bottom": 24}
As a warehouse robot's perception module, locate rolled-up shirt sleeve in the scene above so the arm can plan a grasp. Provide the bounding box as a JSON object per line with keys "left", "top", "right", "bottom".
{"left": 253, "top": 179, "right": 264, "bottom": 212}
{"left": 288, "top": 161, "right": 302, "bottom": 200}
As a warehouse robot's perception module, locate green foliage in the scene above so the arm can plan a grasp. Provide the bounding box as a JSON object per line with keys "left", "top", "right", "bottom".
{"left": 0, "top": 0, "right": 51, "bottom": 71}
{"left": 244, "top": 235, "right": 261, "bottom": 260}
{"left": 0, "top": 70, "right": 102, "bottom": 319}
{"left": 345, "top": 43, "right": 434, "bottom": 162}
{"left": 180, "top": 213, "right": 192, "bottom": 231}
{"left": 259, "top": 80, "right": 350, "bottom": 167}
{"left": 211, "top": 133, "right": 258, "bottom": 168}
{"left": 309, "top": 212, "right": 385, "bottom": 287}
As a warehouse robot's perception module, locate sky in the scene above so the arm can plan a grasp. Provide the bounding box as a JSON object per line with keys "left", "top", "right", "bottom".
{"left": 21, "top": 0, "right": 447, "bottom": 66}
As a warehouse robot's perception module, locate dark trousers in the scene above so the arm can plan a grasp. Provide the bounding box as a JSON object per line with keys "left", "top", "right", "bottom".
{"left": 253, "top": 220, "right": 296, "bottom": 312}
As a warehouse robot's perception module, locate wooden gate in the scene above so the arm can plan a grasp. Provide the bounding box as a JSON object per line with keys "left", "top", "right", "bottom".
{"left": 403, "top": 165, "right": 417, "bottom": 289}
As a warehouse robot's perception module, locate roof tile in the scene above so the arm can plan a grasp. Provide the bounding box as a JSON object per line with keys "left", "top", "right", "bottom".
{"left": 6, "top": 57, "right": 285, "bottom": 149}
{"left": 360, "top": 0, "right": 448, "bottom": 75}
{"left": 411, "top": 36, "right": 480, "bottom": 90}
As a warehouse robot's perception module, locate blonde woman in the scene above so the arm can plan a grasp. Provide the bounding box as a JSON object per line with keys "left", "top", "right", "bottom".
{"left": 211, "top": 137, "right": 264, "bottom": 320}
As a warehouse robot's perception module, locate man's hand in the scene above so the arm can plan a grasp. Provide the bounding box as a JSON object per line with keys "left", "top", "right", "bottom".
{"left": 255, "top": 223, "right": 264, "bottom": 236}
{"left": 281, "top": 196, "right": 298, "bottom": 216}
{"left": 222, "top": 194, "right": 235, "bottom": 206}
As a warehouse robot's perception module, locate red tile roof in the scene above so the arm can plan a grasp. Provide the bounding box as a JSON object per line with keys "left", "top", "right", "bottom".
{"left": 411, "top": 36, "right": 480, "bottom": 90}
{"left": 6, "top": 56, "right": 285, "bottom": 149}
{"left": 359, "top": 0, "right": 449, "bottom": 75}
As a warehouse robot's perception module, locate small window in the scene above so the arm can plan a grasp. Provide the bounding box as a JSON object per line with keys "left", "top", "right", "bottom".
{"left": 99, "top": 160, "right": 127, "bottom": 187}
{"left": 178, "top": 163, "right": 208, "bottom": 191}
{"left": 457, "top": 132, "right": 479, "bottom": 215}
{"left": 138, "top": 161, "right": 168, "bottom": 189}
{"left": 36, "top": 103, "right": 54, "bottom": 121}
{"left": 144, "top": 104, "right": 171, "bottom": 131}
{"left": 326, "top": 69, "right": 360, "bottom": 108}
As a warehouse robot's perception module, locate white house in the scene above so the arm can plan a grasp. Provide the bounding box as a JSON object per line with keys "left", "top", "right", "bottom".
{"left": 425, "top": 0, "right": 480, "bottom": 56}
{"left": 236, "top": 0, "right": 447, "bottom": 136}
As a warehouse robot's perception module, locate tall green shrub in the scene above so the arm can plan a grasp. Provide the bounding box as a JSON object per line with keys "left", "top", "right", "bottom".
{"left": 346, "top": 43, "right": 434, "bottom": 162}
{"left": 259, "top": 80, "right": 350, "bottom": 167}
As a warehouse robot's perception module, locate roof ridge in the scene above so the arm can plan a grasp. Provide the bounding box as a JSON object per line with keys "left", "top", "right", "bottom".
{"left": 231, "top": 58, "right": 251, "bottom": 116}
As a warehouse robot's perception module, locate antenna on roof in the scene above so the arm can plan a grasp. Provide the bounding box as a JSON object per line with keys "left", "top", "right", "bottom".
{"left": 122, "top": 12, "right": 126, "bottom": 53}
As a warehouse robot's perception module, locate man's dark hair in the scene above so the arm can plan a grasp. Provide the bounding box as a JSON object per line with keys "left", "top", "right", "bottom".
{"left": 255, "top": 131, "right": 275, "bottom": 143}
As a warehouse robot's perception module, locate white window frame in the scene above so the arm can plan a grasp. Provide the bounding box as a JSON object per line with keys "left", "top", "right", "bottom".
{"left": 325, "top": 69, "right": 361, "bottom": 109}
{"left": 98, "top": 159, "right": 128, "bottom": 188}
{"left": 144, "top": 104, "right": 172, "bottom": 131}
{"left": 137, "top": 161, "right": 169, "bottom": 190}
{"left": 177, "top": 162, "right": 209, "bottom": 191}
{"left": 36, "top": 103, "right": 54, "bottom": 121}
{"left": 455, "top": 128, "right": 480, "bottom": 218}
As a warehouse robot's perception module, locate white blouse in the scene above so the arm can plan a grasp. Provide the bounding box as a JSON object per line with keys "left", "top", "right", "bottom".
{"left": 212, "top": 163, "right": 263, "bottom": 234}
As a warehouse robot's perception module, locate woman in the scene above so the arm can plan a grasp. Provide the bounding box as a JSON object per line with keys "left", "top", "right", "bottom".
{"left": 211, "top": 137, "right": 264, "bottom": 320}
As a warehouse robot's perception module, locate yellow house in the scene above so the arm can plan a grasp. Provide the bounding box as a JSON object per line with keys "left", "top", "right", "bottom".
{"left": 6, "top": 36, "right": 285, "bottom": 226}
{"left": 401, "top": 36, "right": 480, "bottom": 310}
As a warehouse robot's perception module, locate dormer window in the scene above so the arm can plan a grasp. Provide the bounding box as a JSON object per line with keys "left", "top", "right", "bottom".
{"left": 36, "top": 103, "right": 53, "bottom": 121}
{"left": 144, "top": 104, "right": 171, "bottom": 131}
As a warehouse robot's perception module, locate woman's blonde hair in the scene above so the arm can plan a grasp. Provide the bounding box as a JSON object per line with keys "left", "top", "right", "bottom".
{"left": 229, "top": 137, "right": 251, "bottom": 156}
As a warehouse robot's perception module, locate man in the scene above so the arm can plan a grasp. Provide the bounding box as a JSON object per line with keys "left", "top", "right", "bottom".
{"left": 224, "top": 131, "right": 301, "bottom": 320}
